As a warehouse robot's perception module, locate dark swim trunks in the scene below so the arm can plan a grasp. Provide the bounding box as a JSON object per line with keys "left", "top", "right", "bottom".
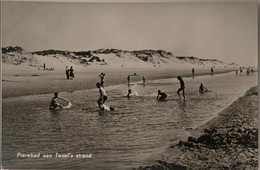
{"left": 161, "top": 93, "right": 167, "bottom": 98}
{"left": 98, "top": 96, "right": 108, "bottom": 103}
{"left": 178, "top": 79, "right": 185, "bottom": 91}
{"left": 178, "top": 86, "right": 185, "bottom": 91}
{"left": 100, "top": 79, "right": 104, "bottom": 86}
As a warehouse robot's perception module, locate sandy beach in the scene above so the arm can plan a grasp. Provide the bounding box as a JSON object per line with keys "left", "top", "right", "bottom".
{"left": 2, "top": 63, "right": 236, "bottom": 98}
{"left": 138, "top": 86, "right": 258, "bottom": 170}
{"left": 2, "top": 46, "right": 241, "bottom": 98}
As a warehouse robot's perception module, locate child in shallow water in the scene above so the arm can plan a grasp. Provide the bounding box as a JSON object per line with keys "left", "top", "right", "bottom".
{"left": 96, "top": 82, "right": 108, "bottom": 110}
{"left": 157, "top": 90, "right": 167, "bottom": 101}
{"left": 126, "top": 89, "right": 133, "bottom": 99}
{"left": 199, "top": 83, "right": 208, "bottom": 93}
{"left": 177, "top": 76, "right": 185, "bottom": 100}
{"left": 49, "top": 92, "right": 69, "bottom": 109}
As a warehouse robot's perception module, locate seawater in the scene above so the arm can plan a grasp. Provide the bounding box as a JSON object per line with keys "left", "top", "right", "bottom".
{"left": 2, "top": 72, "right": 257, "bottom": 169}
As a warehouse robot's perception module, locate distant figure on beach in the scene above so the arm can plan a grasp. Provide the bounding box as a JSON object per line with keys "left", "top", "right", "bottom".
{"left": 65, "top": 66, "right": 70, "bottom": 79}
{"left": 43, "top": 63, "right": 46, "bottom": 70}
{"left": 199, "top": 83, "right": 208, "bottom": 93}
{"left": 246, "top": 68, "right": 250, "bottom": 75}
{"left": 157, "top": 90, "right": 167, "bottom": 101}
{"left": 49, "top": 92, "right": 69, "bottom": 109}
{"left": 251, "top": 69, "right": 254, "bottom": 74}
{"left": 177, "top": 76, "right": 185, "bottom": 100}
{"left": 240, "top": 67, "right": 243, "bottom": 75}
{"left": 236, "top": 70, "right": 238, "bottom": 75}
{"left": 143, "top": 76, "right": 146, "bottom": 84}
{"left": 192, "top": 68, "right": 195, "bottom": 78}
{"left": 96, "top": 82, "right": 108, "bottom": 110}
{"left": 126, "top": 89, "right": 132, "bottom": 99}
{"left": 127, "top": 75, "right": 130, "bottom": 85}
{"left": 211, "top": 67, "right": 214, "bottom": 74}
{"left": 99, "top": 72, "right": 105, "bottom": 87}
{"left": 69, "top": 66, "right": 74, "bottom": 79}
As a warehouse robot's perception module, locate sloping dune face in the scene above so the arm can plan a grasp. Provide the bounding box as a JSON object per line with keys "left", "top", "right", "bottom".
{"left": 2, "top": 46, "right": 239, "bottom": 70}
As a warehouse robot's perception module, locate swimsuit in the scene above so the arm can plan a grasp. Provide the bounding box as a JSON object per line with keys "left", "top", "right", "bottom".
{"left": 179, "top": 79, "right": 185, "bottom": 90}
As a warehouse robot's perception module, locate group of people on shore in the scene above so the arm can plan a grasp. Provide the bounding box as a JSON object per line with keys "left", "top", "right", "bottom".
{"left": 236, "top": 67, "right": 254, "bottom": 76}
{"left": 65, "top": 66, "right": 75, "bottom": 80}
{"left": 191, "top": 67, "right": 214, "bottom": 79}
{"left": 127, "top": 74, "right": 146, "bottom": 85}
{"left": 38, "top": 63, "right": 55, "bottom": 71}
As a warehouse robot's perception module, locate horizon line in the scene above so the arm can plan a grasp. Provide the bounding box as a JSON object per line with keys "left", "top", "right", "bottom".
{"left": 1, "top": 0, "right": 259, "bottom": 3}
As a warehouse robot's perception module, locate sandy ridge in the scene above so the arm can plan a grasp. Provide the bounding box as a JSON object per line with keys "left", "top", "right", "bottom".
{"left": 137, "top": 86, "right": 258, "bottom": 170}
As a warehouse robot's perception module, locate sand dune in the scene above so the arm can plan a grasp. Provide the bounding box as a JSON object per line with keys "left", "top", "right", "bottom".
{"left": 2, "top": 46, "right": 239, "bottom": 71}
{"left": 2, "top": 46, "right": 240, "bottom": 98}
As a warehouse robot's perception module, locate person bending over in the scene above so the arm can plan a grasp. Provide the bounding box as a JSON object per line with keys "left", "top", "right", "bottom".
{"left": 157, "top": 90, "right": 167, "bottom": 101}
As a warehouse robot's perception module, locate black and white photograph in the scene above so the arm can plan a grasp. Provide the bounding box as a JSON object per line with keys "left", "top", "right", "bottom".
{"left": 1, "top": 0, "right": 258, "bottom": 169}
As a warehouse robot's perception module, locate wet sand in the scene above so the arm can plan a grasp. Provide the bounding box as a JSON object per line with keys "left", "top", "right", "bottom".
{"left": 138, "top": 86, "right": 258, "bottom": 170}
{"left": 2, "top": 65, "right": 235, "bottom": 98}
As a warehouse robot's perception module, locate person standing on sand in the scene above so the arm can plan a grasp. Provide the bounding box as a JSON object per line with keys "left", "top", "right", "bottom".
{"left": 143, "top": 76, "right": 146, "bottom": 84}
{"left": 246, "top": 68, "right": 250, "bottom": 75}
{"left": 96, "top": 82, "right": 108, "bottom": 110}
{"left": 43, "top": 63, "right": 46, "bottom": 70}
{"left": 192, "top": 68, "right": 195, "bottom": 78}
{"left": 177, "top": 76, "right": 185, "bottom": 100}
{"left": 127, "top": 75, "right": 130, "bottom": 85}
{"left": 49, "top": 92, "right": 70, "bottom": 109}
{"left": 69, "top": 66, "right": 74, "bottom": 80}
{"left": 157, "top": 90, "right": 167, "bottom": 101}
{"left": 211, "top": 67, "right": 214, "bottom": 74}
{"left": 65, "top": 66, "right": 70, "bottom": 79}
{"left": 240, "top": 67, "right": 243, "bottom": 75}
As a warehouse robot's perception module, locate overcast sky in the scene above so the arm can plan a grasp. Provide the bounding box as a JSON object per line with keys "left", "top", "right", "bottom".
{"left": 2, "top": 2, "right": 258, "bottom": 66}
